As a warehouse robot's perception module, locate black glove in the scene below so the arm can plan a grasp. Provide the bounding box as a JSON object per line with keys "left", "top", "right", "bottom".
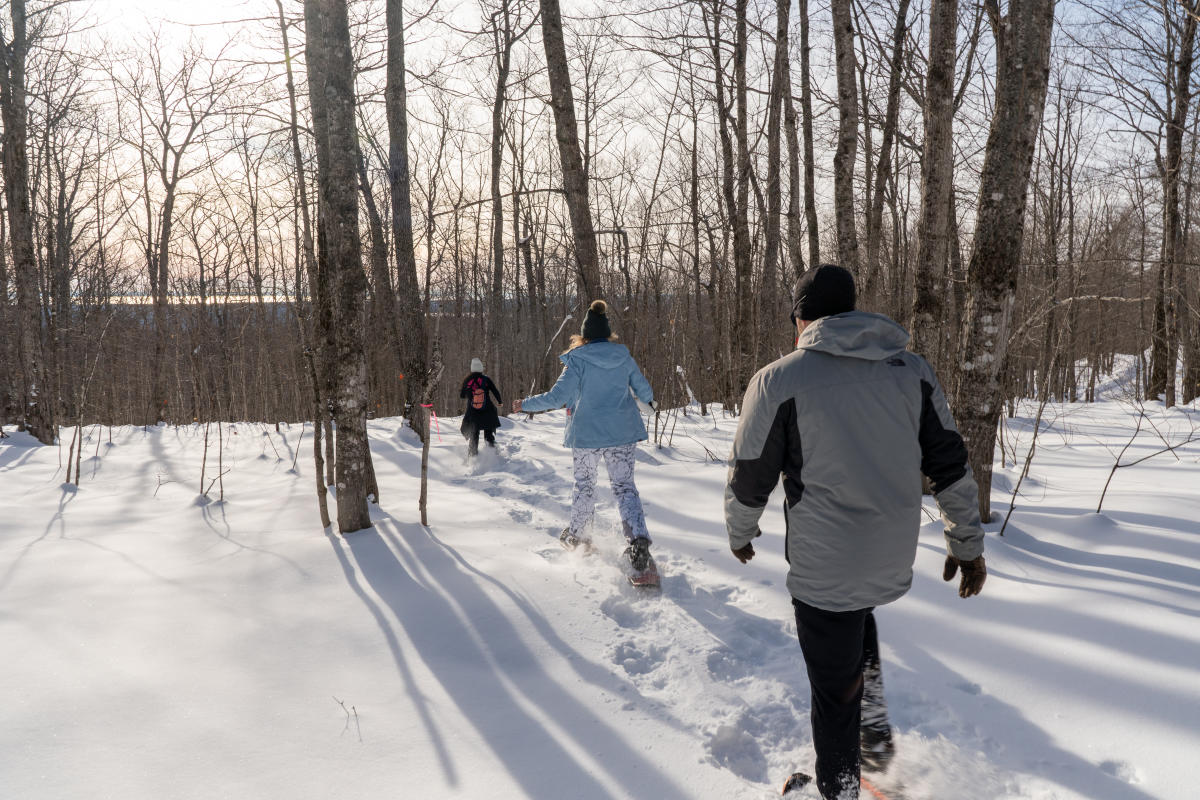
{"left": 943, "top": 555, "right": 986, "bottom": 598}
{"left": 731, "top": 542, "right": 755, "bottom": 564}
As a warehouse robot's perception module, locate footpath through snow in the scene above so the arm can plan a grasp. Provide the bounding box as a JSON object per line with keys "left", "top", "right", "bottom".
{"left": 1, "top": 386, "right": 1198, "bottom": 800}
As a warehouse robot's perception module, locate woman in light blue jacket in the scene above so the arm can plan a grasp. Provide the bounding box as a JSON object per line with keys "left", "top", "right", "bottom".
{"left": 514, "top": 300, "right": 657, "bottom": 572}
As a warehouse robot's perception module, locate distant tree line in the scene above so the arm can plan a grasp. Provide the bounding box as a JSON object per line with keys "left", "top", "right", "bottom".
{"left": 0, "top": 0, "right": 1196, "bottom": 528}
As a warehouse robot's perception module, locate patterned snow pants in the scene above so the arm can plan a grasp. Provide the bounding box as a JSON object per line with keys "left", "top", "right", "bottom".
{"left": 568, "top": 443, "right": 650, "bottom": 543}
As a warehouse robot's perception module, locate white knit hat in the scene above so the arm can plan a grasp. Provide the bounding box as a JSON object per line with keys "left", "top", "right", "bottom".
{"left": 470, "top": 357, "right": 484, "bottom": 372}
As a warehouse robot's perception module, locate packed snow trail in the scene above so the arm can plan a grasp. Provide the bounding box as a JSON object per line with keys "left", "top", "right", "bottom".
{"left": 1, "top": 392, "right": 1198, "bottom": 799}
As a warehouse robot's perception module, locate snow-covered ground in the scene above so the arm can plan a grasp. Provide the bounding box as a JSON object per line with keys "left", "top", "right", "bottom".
{"left": 2, "top": 378, "right": 1198, "bottom": 799}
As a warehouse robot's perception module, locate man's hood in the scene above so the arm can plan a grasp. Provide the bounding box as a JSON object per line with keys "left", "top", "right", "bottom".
{"left": 561, "top": 340, "right": 630, "bottom": 368}
{"left": 797, "top": 311, "right": 910, "bottom": 361}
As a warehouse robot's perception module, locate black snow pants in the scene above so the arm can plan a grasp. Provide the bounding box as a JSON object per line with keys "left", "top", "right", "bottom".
{"left": 466, "top": 425, "right": 495, "bottom": 456}
{"left": 792, "top": 599, "right": 884, "bottom": 800}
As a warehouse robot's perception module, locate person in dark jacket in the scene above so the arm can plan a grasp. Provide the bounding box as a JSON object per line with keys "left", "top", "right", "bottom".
{"left": 725, "top": 264, "right": 986, "bottom": 800}
{"left": 460, "top": 358, "right": 502, "bottom": 456}
{"left": 513, "top": 300, "right": 658, "bottom": 572}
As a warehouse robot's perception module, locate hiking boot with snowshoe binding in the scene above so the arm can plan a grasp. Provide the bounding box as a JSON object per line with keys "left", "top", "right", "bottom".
{"left": 559, "top": 528, "right": 593, "bottom": 552}
{"left": 624, "top": 537, "right": 653, "bottom": 572}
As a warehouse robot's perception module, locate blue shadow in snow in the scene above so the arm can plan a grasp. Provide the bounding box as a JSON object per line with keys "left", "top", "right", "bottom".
{"left": 340, "top": 518, "right": 693, "bottom": 800}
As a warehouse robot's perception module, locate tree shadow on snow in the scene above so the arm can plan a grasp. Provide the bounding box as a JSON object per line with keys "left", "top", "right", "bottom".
{"left": 336, "top": 517, "right": 694, "bottom": 800}
{"left": 884, "top": 637, "right": 1164, "bottom": 800}
{"left": 981, "top": 525, "right": 1200, "bottom": 611}
{"left": 325, "top": 525, "right": 459, "bottom": 788}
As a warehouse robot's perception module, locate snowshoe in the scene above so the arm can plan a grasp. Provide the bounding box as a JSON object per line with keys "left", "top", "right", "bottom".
{"left": 781, "top": 772, "right": 812, "bottom": 795}
{"left": 624, "top": 538, "right": 659, "bottom": 588}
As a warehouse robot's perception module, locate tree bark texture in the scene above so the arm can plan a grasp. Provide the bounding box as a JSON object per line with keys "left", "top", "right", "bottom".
{"left": 0, "top": 0, "right": 54, "bottom": 444}
{"left": 780, "top": 46, "right": 805, "bottom": 283}
{"left": 539, "top": 0, "right": 602, "bottom": 301}
{"left": 305, "top": 0, "right": 373, "bottom": 534}
{"left": 910, "top": 0, "right": 956, "bottom": 361}
{"left": 1147, "top": 0, "right": 1196, "bottom": 407}
{"left": 861, "top": 0, "right": 912, "bottom": 304}
{"left": 761, "top": 0, "right": 788, "bottom": 361}
{"left": 387, "top": 0, "right": 431, "bottom": 435}
{"left": 798, "top": 0, "right": 820, "bottom": 270}
{"left": 954, "top": 0, "right": 1056, "bottom": 521}
{"left": 830, "top": 0, "right": 860, "bottom": 272}
{"left": 733, "top": 0, "right": 755, "bottom": 392}
{"left": 487, "top": 2, "right": 514, "bottom": 383}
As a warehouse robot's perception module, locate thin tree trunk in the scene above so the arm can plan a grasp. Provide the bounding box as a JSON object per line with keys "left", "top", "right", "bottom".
{"left": 830, "top": 0, "right": 860, "bottom": 272}
{"left": 733, "top": 0, "right": 754, "bottom": 386}
{"left": 539, "top": 0, "right": 602, "bottom": 300}
{"left": 487, "top": 2, "right": 515, "bottom": 382}
{"left": 864, "top": 0, "right": 912, "bottom": 302}
{"left": 911, "top": 0, "right": 956, "bottom": 360}
{"left": 781, "top": 45, "right": 805, "bottom": 282}
{"left": 275, "top": 0, "right": 333, "bottom": 492}
{"left": 761, "top": 0, "right": 789, "bottom": 362}
{"left": 386, "top": 0, "right": 431, "bottom": 438}
{"left": 798, "top": 0, "right": 820, "bottom": 269}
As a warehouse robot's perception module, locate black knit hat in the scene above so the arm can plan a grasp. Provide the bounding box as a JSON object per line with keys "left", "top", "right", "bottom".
{"left": 581, "top": 299, "right": 612, "bottom": 340}
{"left": 791, "top": 264, "right": 856, "bottom": 323}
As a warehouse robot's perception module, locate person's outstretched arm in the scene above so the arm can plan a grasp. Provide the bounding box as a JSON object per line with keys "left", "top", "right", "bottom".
{"left": 488, "top": 377, "right": 502, "bottom": 406}
{"left": 519, "top": 366, "right": 579, "bottom": 413}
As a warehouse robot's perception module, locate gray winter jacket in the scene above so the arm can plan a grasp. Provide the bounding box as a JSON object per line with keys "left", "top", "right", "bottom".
{"left": 725, "top": 311, "right": 984, "bottom": 611}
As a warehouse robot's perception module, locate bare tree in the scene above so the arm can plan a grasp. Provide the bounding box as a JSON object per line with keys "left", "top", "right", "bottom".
{"left": 830, "top": 0, "right": 860, "bottom": 272}
{"left": 1150, "top": 0, "right": 1197, "bottom": 406}
{"left": 386, "top": 0, "right": 431, "bottom": 436}
{"left": 304, "top": 0, "right": 374, "bottom": 534}
{"left": 111, "top": 32, "right": 238, "bottom": 423}
{"left": 539, "top": 0, "right": 603, "bottom": 300}
{"left": 861, "top": 0, "right": 913, "bottom": 305}
{"left": 910, "top": 0, "right": 955, "bottom": 360}
{"left": 485, "top": 0, "right": 536, "bottom": 386}
{"left": 760, "top": 0, "right": 789, "bottom": 360}
{"left": 798, "top": 0, "right": 821, "bottom": 270}
{"left": 0, "top": 0, "right": 54, "bottom": 443}
{"left": 954, "top": 0, "right": 1057, "bottom": 520}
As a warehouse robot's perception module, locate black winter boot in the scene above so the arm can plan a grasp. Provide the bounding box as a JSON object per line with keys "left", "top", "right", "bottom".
{"left": 625, "top": 537, "right": 652, "bottom": 572}
{"left": 860, "top": 654, "right": 894, "bottom": 772}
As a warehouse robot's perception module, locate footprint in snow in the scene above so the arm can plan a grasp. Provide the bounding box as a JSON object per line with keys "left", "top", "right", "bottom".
{"left": 706, "top": 718, "right": 769, "bottom": 783}
{"left": 600, "top": 596, "right": 645, "bottom": 629}
{"left": 612, "top": 639, "right": 666, "bottom": 675}
{"left": 1100, "top": 760, "right": 1141, "bottom": 784}
{"left": 706, "top": 647, "right": 751, "bottom": 681}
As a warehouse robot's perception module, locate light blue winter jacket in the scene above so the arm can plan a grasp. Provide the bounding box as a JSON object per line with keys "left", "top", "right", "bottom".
{"left": 521, "top": 341, "right": 654, "bottom": 449}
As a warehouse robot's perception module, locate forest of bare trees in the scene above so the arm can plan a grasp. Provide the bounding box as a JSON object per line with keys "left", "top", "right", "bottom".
{"left": 1, "top": 0, "right": 1198, "bottom": 527}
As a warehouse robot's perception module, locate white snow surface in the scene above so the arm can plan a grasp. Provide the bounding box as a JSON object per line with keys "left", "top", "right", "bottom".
{"left": 2, "top": 387, "right": 1199, "bottom": 799}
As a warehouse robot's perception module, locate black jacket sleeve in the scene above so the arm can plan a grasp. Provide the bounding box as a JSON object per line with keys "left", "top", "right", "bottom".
{"left": 725, "top": 370, "right": 803, "bottom": 548}
{"left": 917, "top": 378, "right": 969, "bottom": 493}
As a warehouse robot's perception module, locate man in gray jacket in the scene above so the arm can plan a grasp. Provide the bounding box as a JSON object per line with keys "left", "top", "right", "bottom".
{"left": 725, "top": 264, "right": 986, "bottom": 799}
